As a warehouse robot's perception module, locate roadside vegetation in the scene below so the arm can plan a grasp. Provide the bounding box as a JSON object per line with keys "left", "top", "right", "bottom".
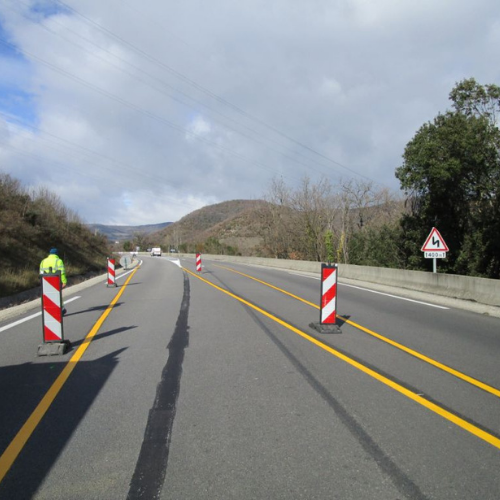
{"left": 257, "top": 78, "right": 500, "bottom": 278}
{"left": 0, "top": 174, "right": 110, "bottom": 298}
{"left": 396, "top": 78, "right": 500, "bottom": 278}
{"left": 258, "top": 176, "right": 406, "bottom": 267}
{"left": 2, "top": 79, "right": 498, "bottom": 298}
{"left": 155, "top": 79, "right": 499, "bottom": 279}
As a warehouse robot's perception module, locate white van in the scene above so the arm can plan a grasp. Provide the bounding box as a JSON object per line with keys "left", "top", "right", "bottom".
{"left": 151, "top": 247, "right": 162, "bottom": 257}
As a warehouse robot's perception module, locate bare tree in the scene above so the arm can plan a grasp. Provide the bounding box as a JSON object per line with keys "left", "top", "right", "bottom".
{"left": 261, "top": 177, "right": 295, "bottom": 258}
{"left": 290, "top": 176, "right": 333, "bottom": 261}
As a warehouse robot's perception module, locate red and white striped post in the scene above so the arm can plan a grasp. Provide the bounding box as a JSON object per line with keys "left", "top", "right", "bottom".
{"left": 310, "top": 263, "right": 342, "bottom": 334}
{"left": 38, "top": 272, "right": 71, "bottom": 355}
{"left": 196, "top": 253, "right": 202, "bottom": 272}
{"left": 107, "top": 257, "right": 117, "bottom": 287}
{"left": 321, "top": 264, "right": 337, "bottom": 324}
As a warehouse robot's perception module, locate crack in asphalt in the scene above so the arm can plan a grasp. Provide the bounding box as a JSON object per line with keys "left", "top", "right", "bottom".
{"left": 126, "top": 271, "right": 190, "bottom": 500}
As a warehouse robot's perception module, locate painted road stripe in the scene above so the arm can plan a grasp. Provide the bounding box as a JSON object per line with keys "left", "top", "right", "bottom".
{"left": 340, "top": 282, "right": 449, "bottom": 309}
{"left": 213, "top": 264, "right": 500, "bottom": 399}
{"left": 185, "top": 267, "right": 500, "bottom": 450}
{"left": 287, "top": 271, "right": 449, "bottom": 309}
{"left": 0, "top": 296, "right": 81, "bottom": 333}
{"left": 0, "top": 265, "right": 141, "bottom": 334}
{"left": 0, "top": 267, "right": 139, "bottom": 485}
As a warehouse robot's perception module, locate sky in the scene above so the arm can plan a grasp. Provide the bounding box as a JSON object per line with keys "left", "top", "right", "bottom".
{"left": 0, "top": 0, "right": 499, "bottom": 225}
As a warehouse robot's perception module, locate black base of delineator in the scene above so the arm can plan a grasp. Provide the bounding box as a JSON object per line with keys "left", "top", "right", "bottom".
{"left": 309, "top": 322, "right": 342, "bottom": 334}
{"left": 37, "top": 340, "right": 71, "bottom": 356}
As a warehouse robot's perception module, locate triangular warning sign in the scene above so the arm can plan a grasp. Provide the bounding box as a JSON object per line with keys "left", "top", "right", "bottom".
{"left": 421, "top": 227, "right": 449, "bottom": 252}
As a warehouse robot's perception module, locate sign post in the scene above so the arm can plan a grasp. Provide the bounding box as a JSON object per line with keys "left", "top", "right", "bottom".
{"left": 421, "top": 227, "right": 449, "bottom": 273}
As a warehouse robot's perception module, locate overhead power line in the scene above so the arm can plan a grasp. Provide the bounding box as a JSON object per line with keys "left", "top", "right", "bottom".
{"left": 50, "top": 0, "right": 379, "bottom": 184}
{"left": 0, "top": 38, "right": 305, "bottom": 186}
{"left": 6, "top": 0, "right": 344, "bottom": 182}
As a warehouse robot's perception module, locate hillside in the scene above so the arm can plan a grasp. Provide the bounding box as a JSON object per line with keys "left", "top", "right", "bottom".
{"left": 0, "top": 173, "right": 111, "bottom": 299}
{"left": 88, "top": 222, "right": 172, "bottom": 242}
{"left": 153, "top": 199, "right": 269, "bottom": 255}
{"left": 149, "top": 196, "right": 406, "bottom": 259}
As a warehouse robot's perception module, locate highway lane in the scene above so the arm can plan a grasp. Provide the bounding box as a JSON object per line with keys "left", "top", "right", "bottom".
{"left": 0, "top": 255, "right": 499, "bottom": 499}
{"left": 203, "top": 260, "right": 500, "bottom": 437}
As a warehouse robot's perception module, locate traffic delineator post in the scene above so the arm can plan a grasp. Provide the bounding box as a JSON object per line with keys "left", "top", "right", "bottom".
{"left": 38, "top": 271, "right": 71, "bottom": 356}
{"left": 310, "top": 263, "right": 342, "bottom": 334}
{"left": 107, "top": 257, "right": 117, "bottom": 287}
{"left": 196, "top": 253, "right": 202, "bottom": 272}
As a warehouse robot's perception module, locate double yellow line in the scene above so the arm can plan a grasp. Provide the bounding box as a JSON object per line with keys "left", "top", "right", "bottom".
{"left": 189, "top": 264, "right": 500, "bottom": 450}
{"left": 0, "top": 267, "right": 139, "bottom": 485}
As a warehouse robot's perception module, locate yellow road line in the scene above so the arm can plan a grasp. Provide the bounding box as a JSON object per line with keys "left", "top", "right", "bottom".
{"left": 188, "top": 267, "right": 500, "bottom": 450}
{"left": 0, "top": 267, "right": 139, "bottom": 485}
{"left": 214, "top": 264, "right": 500, "bottom": 399}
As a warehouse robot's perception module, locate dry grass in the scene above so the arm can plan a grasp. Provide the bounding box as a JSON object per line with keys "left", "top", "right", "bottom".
{"left": 0, "top": 268, "right": 40, "bottom": 298}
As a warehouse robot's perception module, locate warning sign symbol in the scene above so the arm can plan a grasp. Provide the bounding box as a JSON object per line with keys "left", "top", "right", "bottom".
{"left": 421, "top": 227, "right": 449, "bottom": 252}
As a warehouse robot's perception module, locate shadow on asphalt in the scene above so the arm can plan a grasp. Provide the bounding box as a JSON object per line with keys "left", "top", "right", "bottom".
{"left": 0, "top": 348, "right": 127, "bottom": 499}
{"left": 70, "top": 325, "right": 138, "bottom": 348}
{"left": 65, "top": 302, "right": 124, "bottom": 317}
{"left": 335, "top": 314, "right": 351, "bottom": 327}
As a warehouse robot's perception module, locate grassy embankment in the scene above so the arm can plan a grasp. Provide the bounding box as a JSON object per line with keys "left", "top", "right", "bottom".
{"left": 0, "top": 173, "right": 111, "bottom": 298}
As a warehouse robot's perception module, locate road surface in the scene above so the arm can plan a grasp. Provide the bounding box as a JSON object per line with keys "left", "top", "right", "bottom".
{"left": 0, "top": 256, "right": 499, "bottom": 499}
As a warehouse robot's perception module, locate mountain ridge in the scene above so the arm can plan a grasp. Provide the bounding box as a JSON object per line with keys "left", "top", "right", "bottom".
{"left": 88, "top": 222, "right": 172, "bottom": 241}
{"left": 151, "top": 199, "right": 267, "bottom": 255}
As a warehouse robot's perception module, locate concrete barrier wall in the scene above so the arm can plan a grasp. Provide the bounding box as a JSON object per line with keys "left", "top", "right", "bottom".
{"left": 177, "top": 253, "right": 500, "bottom": 307}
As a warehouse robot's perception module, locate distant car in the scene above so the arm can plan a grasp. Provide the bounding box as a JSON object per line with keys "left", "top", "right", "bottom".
{"left": 151, "top": 247, "right": 162, "bottom": 257}
{"left": 170, "top": 248, "right": 177, "bottom": 253}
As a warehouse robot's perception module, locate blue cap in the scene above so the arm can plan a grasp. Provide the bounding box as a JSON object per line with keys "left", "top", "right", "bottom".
{"left": 49, "top": 248, "right": 58, "bottom": 254}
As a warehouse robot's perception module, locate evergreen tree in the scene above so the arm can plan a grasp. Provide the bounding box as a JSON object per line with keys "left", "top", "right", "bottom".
{"left": 396, "top": 79, "right": 500, "bottom": 277}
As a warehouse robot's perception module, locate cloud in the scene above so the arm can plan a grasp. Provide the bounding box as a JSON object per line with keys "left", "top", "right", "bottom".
{"left": 0, "top": 0, "right": 499, "bottom": 224}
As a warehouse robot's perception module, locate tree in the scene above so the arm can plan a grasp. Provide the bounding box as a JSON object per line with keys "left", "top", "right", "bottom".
{"left": 290, "top": 176, "right": 333, "bottom": 261}
{"left": 132, "top": 232, "right": 149, "bottom": 252}
{"left": 348, "top": 223, "right": 404, "bottom": 268}
{"left": 261, "top": 175, "right": 402, "bottom": 264}
{"left": 396, "top": 79, "right": 500, "bottom": 277}
{"left": 261, "top": 177, "right": 295, "bottom": 258}
{"left": 449, "top": 77, "right": 500, "bottom": 126}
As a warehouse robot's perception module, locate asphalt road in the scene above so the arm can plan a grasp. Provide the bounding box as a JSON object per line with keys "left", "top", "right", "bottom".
{"left": 0, "top": 256, "right": 499, "bottom": 499}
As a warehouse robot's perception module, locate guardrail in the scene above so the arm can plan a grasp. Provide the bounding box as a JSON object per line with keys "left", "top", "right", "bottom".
{"left": 172, "top": 253, "right": 500, "bottom": 308}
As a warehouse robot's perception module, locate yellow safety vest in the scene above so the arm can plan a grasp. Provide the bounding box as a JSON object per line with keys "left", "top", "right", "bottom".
{"left": 40, "top": 254, "right": 67, "bottom": 284}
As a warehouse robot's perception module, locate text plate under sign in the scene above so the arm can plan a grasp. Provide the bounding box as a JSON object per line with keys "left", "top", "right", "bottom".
{"left": 425, "top": 251, "right": 447, "bottom": 258}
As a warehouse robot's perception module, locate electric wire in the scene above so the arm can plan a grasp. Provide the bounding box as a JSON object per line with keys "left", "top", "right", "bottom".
{"left": 0, "top": 36, "right": 304, "bottom": 186}
{"left": 50, "top": 0, "right": 379, "bottom": 183}
{"left": 6, "top": 0, "right": 367, "bottom": 183}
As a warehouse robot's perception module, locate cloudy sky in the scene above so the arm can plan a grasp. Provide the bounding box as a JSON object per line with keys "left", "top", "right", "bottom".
{"left": 0, "top": 0, "right": 499, "bottom": 225}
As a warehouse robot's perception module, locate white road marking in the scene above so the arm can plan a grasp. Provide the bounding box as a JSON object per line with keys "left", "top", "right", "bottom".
{"left": 0, "top": 296, "right": 81, "bottom": 333}
{"left": 168, "top": 259, "right": 182, "bottom": 268}
{"left": 115, "top": 262, "right": 142, "bottom": 280}
{"left": 339, "top": 283, "right": 449, "bottom": 309}
{"left": 287, "top": 271, "right": 449, "bottom": 309}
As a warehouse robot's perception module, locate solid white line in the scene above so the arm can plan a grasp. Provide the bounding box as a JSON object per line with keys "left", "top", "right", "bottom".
{"left": 0, "top": 296, "right": 81, "bottom": 333}
{"left": 286, "top": 271, "right": 449, "bottom": 309}
{"left": 287, "top": 271, "right": 319, "bottom": 279}
{"left": 63, "top": 296, "right": 81, "bottom": 305}
{"left": 115, "top": 262, "right": 141, "bottom": 280}
{"left": 339, "top": 283, "right": 449, "bottom": 309}
{"left": 2, "top": 263, "right": 141, "bottom": 331}
{"left": 0, "top": 312, "right": 41, "bottom": 333}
